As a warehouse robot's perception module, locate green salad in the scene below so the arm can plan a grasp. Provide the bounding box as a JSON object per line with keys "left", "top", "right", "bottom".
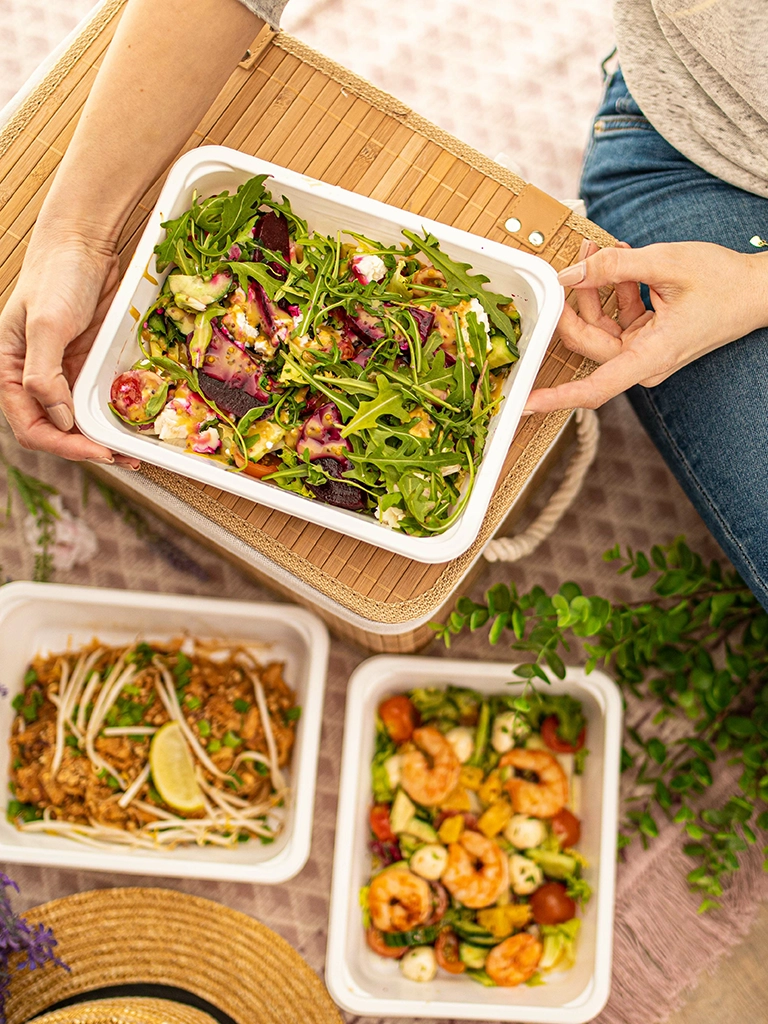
{"left": 110, "top": 174, "right": 522, "bottom": 536}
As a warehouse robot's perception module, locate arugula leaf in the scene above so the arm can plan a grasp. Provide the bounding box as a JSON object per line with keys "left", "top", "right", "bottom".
{"left": 402, "top": 229, "right": 519, "bottom": 350}
{"left": 226, "top": 261, "right": 281, "bottom": 300}
{"left": 144, "top": 383, "right": 170, "bottom": 421}
{"left": 341, "top": 376, "right": 411, "bottom": 437}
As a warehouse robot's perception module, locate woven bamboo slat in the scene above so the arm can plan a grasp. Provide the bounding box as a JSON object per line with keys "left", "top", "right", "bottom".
{"left": 0, "top": 0, "right": 616, "bottom": 647}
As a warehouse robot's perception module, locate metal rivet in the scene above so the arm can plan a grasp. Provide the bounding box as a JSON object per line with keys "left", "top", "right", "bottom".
{"left": 528, "top": 230, "right": 545, "bottom": 246}
{"left": 504, "top": 217, "right": 522, "bottom": 233}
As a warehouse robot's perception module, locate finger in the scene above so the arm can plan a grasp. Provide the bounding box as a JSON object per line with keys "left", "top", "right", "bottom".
{"left": 557, "top": 242, "right": 675, "bottom": 292}
{"left": 556, "top": 303, "right": 623, "bottom": 363}
{"left": 0, "top": 378, "right": 118, "bottom": 463}
{"left": 570, "top": 241, "right": 607, "bottom": 325}
{"left": 22, "top": 312, "right": 78, "bottom": 430}
{"left": 525, "top": 347, "right": 656, "bottom": 413}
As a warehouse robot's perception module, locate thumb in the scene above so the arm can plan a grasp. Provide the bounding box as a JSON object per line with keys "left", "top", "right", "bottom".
{"left": 22, "top": 312, "right": 77, "bottom": 431}
{"left": 557, "top": 243, "right": 673, "bottom": 291}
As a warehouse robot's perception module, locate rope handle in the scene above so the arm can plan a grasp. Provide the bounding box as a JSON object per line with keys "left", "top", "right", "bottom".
{"left": 483, "top": 409, "right": 600, "bottom": 563}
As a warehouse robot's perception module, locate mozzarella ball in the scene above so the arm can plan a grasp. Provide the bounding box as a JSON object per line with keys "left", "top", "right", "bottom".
{"left": 410, "top": 843, "right": 449, "bottom": 880}
{"left": 445, "top": 726, "right": 475, "bottom": 764}
{"left": 384, "top": 753, "right": 402, "bottom": 790}
{"left": 492, "top": 712, "right": 530, "bottom": 753}
{"left": 400, "top": 946, "right": 438, "bottom": 983}
{"left": 504, "top": 814, "right": 548, "bottom": 850}
{"left": 509, "top": 854, "right": 544, "bottom": 895}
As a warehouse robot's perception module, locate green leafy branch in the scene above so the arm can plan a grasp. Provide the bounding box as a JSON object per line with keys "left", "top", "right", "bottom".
{"left": 434, "top": 537, "right": 768, "bottom": 911}
{"left": 1, "top": 454, "right": 59, "bottom": 582}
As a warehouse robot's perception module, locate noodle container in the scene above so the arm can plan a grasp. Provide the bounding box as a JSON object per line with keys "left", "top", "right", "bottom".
{"left": 0, "top": 581, "right": 328, "bottom": 883}
{"left": 326, "top": 655, "right": 622, "bottom": 1023}
{"left": 72, "top": 145, "right": 564, "bottom": 565}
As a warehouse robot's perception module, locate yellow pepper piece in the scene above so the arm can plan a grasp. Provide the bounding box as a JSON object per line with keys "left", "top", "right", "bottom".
{"left": 459, "top": 766, "right": 485, "bottom": 791}
{"left": 477, "top": 904, "right": 533, "bottom": 939}
{"left": 478, "top": 770, "right": 503, "bottom": 807}
{"left": 440, "top": 786, "right": 472, "bottom": 812}
{"left": 438, "top": 814, "right": 465, "bottom": 844}
{"left": 477, "top": 799, "right": 513, "bottom": 838}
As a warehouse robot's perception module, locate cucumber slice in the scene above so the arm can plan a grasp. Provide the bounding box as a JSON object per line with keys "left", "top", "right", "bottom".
{"left": 390, "top": 789, "right": 416, "bottom": 834}
{"left": 459, "top": 943, "right": 488, "bottom": 970}
{"left": 528, "top": 848, "right": 578, "bottom": 880}
{"left": 402, "top": 817, "right": 439, "bottom": 843}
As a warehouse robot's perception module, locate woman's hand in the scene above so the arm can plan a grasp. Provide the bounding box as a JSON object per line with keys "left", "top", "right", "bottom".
{"left": 525, "top": 240, "right": 768, "bottom": 413}
{"left": 0, "top": 228, "right": 139, "bottom": 465}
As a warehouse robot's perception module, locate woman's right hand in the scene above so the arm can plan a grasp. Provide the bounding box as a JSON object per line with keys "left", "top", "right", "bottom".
{"left": 0, "top": 227, "right": 139, "bottom": 467}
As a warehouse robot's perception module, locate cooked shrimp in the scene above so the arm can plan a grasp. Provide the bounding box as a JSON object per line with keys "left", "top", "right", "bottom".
{"left": 368, "top": 867, "right": 432, "bottom": 933}
{"left": 442, "top": 829, "right": 509, "bottom": 909}
{"left": 499, "top": 748, "right": 568, "bottom": 818}
{"left": 401, "top": 726, "right": 461, "bottom": 807}
{"left": 486, "top": 933, "right": 543, "bottom": 986}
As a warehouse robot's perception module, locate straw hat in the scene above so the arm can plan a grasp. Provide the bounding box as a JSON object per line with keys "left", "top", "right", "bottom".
{"left": 6, "top": 887, "right": 343, "bottom": 1024}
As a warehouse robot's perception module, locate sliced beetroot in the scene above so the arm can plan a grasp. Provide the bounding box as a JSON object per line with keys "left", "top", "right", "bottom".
{"left": 254, "top": 211, "right": 291, "bottom": 278}
{"left": 306, "top": 456, "right": 366, "bottom": 511}
{"left": 409, "top": 307, "right": 435, "bottom": 343}
{"left": 352, "top": 347, "right": 373, "bottom": 368}
{"left": 196, "top": 325, "right": 269, "bottom": 419}
{"left": 339, "top": 306, "right": 386, "bottom": 345}
{"left": 296, "top": 402, "right": 351, "bottom": 462}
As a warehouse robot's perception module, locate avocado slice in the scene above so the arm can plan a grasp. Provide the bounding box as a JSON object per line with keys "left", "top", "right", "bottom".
{"left": 402, "top": 817, "right": 439, "bottom": 844}
{"left": 389, "top": 789, "right": 416, "bottom": 834}
{"left": 168, "top": 271, "right": 233, "bottom": 311}
{"left": 528, "top": 848, "right": 578, "bottom": 880}
{"left": 487, "top": 333, "right": 518, "bottom": 370}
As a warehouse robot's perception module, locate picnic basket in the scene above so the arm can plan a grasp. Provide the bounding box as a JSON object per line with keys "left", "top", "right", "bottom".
{"left": 0, "top": 0, "right": 616, "bottom": 652}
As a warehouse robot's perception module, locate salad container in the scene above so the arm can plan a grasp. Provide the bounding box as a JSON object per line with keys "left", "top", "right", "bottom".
{"left": 0, "top": 582, "right": 328, "bottom": 883}
{"left": 72, "top": 146, "right": 564, "bottom": 565}
{"left": 326, "top": 655, "right": 622, "bottom": 1022}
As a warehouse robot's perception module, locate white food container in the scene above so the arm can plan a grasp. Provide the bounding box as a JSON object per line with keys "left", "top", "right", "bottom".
{"left": 73, "top": 146, "right": 564, "bottom": 565}
{"left": 0, "top": 581, "right": 328, "bottom": 884}
{"left": 326, "top": 655, "right": 622, "bottom": 1023}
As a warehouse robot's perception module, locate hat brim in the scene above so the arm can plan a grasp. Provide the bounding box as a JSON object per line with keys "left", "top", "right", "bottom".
{"left": 30, "top": 996, "right": 217, "bottom": 1024}
{"left": 7, "top": 888, "right": 343, "bottom": 1024}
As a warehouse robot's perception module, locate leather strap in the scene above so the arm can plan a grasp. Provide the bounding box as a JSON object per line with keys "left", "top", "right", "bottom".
{"left": 239, "top": 24, "right": 277, "bottom": 69}
{"left": 501, "top": 184, "right": 571, "bottom": 252}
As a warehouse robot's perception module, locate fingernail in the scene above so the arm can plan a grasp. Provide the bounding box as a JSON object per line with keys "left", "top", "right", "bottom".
{"left": 46, "top": 402, "right": 74, "bottom": 432}
{"left": 557, "top": 262, "right": 587, "bottom": 287}
{"left": 114, "top": 458, "right": 141, "bottom": 471}
{"left": 88, "top": 456, "right": 115, "bottom": 465}
{"left": 521, "top": 408, "right": 534, "bottom": 416}
{"left": 577, "top": 238, "right": 591, "bottom": 261}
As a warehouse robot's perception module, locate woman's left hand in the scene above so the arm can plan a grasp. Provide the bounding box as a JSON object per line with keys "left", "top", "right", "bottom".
{"left": 524, "top": 240, "right": 768, "bottom": 413}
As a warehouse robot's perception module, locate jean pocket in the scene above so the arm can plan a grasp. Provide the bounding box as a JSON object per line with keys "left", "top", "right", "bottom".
{"left": 593, "top": 113, "right": 655, "bottom": 137}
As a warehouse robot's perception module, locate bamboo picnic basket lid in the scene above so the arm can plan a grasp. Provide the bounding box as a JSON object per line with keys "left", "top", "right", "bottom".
{"left": 5, "top": 888, "right": 343, "bottom": 1024}
{"left": 0, "top": 0, "right": 616, "bottom": 636}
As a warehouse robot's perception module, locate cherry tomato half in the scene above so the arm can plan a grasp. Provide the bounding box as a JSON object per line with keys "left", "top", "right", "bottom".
{"left": 530, "top": 882, "right": 577, "bottom": 926}
{"left": 551, "top": 808, "right": 581, "bottom": 848}
{"left": 435, "top": 928, "right": 465, "bottom": 974}
{"left": 243, "top": 453, "right": 282, "bottom": 479}
{"left": 541, "top": 715, "right": 586, "bottom": 754}
{"left": 369, "top": 804, "right": 397, "bottom": 843}
{"left": 378, "top": 695, "right": 419, "bottom": 743}
{"left": 366, "top": 926, "right": 406, "bottom": 959}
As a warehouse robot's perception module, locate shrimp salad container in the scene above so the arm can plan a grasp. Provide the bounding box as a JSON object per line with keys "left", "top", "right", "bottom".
{"left": 0, "top": 582, "right": 328, "bottom": 883}
{"left": 73, "top": 146, "right": 564, "bottom": 565}
{"left": 326, "top": 656, "right": 622, "bottom": 1022}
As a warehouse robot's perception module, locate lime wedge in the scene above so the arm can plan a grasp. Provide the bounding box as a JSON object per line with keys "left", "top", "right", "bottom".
{"left": 149, "top": 721, "right": 205, "bottom": 814}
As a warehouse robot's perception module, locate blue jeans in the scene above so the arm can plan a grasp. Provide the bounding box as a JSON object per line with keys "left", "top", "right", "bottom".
{"left": 579, "top": 68, "right": 768, "bottom": 609}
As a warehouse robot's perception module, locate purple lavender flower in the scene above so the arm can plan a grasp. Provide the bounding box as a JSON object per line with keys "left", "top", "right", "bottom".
{"left": 0, "top": 873, "right": 68, "bottom": 1023}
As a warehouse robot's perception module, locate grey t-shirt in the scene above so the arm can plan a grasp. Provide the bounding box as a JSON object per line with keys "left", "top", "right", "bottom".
{"left": 239, "top": 0, "right": 768, "bottom": 199}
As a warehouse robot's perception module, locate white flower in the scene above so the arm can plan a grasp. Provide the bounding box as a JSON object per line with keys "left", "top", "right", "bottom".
{"left": 23, "top": 496, "right": 97, "bottom": 572}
